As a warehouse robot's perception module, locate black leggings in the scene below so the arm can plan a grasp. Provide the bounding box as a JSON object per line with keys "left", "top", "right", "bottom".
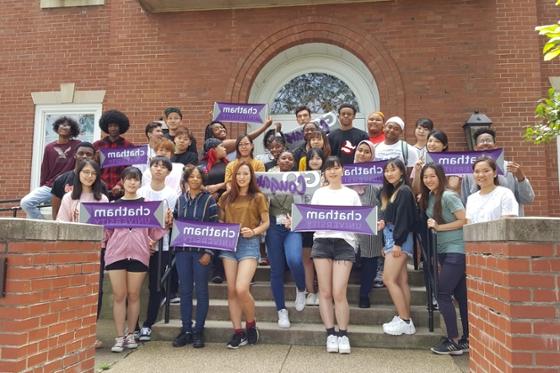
{"left": 437, "top": 253, "right": 469, "bottom": 339}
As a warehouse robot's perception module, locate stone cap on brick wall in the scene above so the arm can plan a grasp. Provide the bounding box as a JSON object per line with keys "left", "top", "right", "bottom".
{"left": 0, "top": 218, "right": 103, "bottom": 242}
{"left": 464, "top": 217, "right": 560, "bottom": 243}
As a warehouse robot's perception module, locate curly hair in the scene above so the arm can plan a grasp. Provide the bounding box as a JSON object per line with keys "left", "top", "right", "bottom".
{"left": 99, "top": 110, "right": 130, "bottom": 134}
{"left": 53, "top": 116, "right": 80, "bottom": 138}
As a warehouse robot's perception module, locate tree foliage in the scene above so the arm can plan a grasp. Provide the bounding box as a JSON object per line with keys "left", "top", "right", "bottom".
{"left": 525, "top": 0, "right": 560, "bottom": 144}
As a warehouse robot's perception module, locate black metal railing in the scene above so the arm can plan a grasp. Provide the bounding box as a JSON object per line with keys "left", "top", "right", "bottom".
{"left": 156, "top": 234, "right": 175, "bottom": 324}
{"left": 417, "top": 229, "right": 439, "bottom": 332}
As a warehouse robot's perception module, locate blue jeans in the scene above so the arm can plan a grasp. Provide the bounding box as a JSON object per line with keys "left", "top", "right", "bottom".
{"left": 266, "top": 218, "right": 306, "bottom": 310}
{"left": 175, "top": 251, "right": 210, "bottom": 333}
{"left": 20, "top": 185, "right": 52, "bottom": 219}
{"left": 437, "top": 253, "right": 468, "bottom": 339}
{"left": 383, "top": 224, "right": 413, "bottom": 257}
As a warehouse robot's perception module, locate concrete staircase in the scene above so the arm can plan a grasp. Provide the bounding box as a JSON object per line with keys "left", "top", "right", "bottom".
{"left": 150, "top": 265, "right": 443, "bottom": 349}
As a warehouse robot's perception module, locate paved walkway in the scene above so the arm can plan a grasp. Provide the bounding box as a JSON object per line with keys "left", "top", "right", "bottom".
{"left": 94, "top": 320, "right": 469, "bottom": 373}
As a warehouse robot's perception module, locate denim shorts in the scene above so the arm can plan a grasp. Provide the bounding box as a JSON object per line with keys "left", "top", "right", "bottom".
{"left": 220, "top": 236, "right": 260, "bottom": 262}
{"left": 311, "top": 238, "right": 356, "bottom": 262}
{"left": 383, "top": 224, "right": 413, "bottom": 257}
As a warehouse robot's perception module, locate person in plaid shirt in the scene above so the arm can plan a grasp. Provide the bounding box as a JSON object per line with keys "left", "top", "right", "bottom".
{"left": 93, "top": 110, "right": 135, "bottom": 200}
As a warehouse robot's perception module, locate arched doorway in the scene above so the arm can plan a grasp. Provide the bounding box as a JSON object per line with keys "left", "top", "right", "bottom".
{"left": 248, "top": 42, "right": 380, "bottom": 154}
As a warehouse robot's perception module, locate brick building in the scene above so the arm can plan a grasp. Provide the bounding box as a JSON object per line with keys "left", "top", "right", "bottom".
{"left": 0, "top": 0, "right": 558, "bottom": 216}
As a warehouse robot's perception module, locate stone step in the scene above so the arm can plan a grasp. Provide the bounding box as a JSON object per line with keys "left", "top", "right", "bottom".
{"left": 165, "top": 299, "right": 439, "bottom": 327}
{"left": 253, "top": 266, "right": 426, "bottom": 287}
{"left": 151, "top": 319, "right": 442, "bottom": 349}
{"left": 208, "top": 282, "right": 429, "bottom": 306}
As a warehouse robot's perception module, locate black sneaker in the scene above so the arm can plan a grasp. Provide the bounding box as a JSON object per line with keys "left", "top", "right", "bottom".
{"left": 211, "top": 274, "right": 224, "bottom": 284}
{"left": 246, "top": 326, "right": 259, "bottom": 345}
{"left": 227, "top": 332, "right": 248, "bottom": 349}
{"left": 172, "top": 331, "right": 193, "bottom": 347}
{"left": 430, "top": 338, "right": 463, "bottom": 355}
{"left": 192, "top": 331, "right": 205, "bottom": 348}
{"left": 458, "top": 337, "right": 469, "bottom": 353}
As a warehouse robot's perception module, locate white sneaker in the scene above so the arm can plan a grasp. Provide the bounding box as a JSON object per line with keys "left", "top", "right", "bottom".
{"left": 111, "top": 336, "right": 125, "bottom": 353}
{"left": 305, "top": 292, "right": 317, "bottom": 306}
{"left": 125, "top": 333, "right": 138, "bottom": 349}
{"left": 383, "top": 317, "right": 416, "bottom": 336}
{"left": 382, "top": 315, "right": 399, "bottom": 328}
{"left": 277, "top": 309, "right": 291, "bottom": 329}
{"left": 337, "top": 335, "right": 351, "bottom": 354}
{"left": 294, "top": 289, "right": 307, "bottom": 311}
{"left": 326, "top": 334, "right": 338, "bottom": 353}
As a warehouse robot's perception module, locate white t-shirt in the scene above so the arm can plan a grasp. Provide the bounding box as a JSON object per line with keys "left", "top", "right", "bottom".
{"left": 465, "top": 186, "right": 519, "bottom": 224}
{"left": 374, "top": 140, "right": 419, "bottom": 167}
{"left": 138, "top": 185, "right": 178, "bottom": 251}
{"left": 142, "top": 162, "right": 183, "bottom": 193}
{"left": 310, "top": 185, "right": 362, "bottom": 249}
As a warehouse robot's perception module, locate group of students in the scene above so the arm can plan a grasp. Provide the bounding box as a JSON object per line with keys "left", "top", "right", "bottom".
{"left": 21, "top": 104, "right": 533, "bottom": 357}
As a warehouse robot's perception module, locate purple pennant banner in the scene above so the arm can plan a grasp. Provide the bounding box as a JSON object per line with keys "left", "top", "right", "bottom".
{"left": 170, "top": 220, "right": 240, "bottom": 252}
{"left": 284, "top": 112, "right": 338, "bottom": 151}
{"left": 98, "top": 145, "right": 149, "bottom": 169}
{"left": 425, "top": 148, "right": 505, "bottom": 176}
{"left": 213, "top": 102, "right": 268, "bottom": 124}
{"left": 342, "top": 160, "right": 388, "bottom": 185}
{"left": 256, "top": 171, "right": 322, "bottom": 204}
{"left": 291, "top": 204, "right": 378, "bottom": 235}
{"left": 79, "top": 201, "right": 165, "bottom": 228}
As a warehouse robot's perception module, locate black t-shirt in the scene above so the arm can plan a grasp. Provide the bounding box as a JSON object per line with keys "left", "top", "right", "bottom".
{"left": 172, "top": 151, "right": 199, "bottom": 166}
{"left": 328, "top": 127, "right": 368, "bottom": 165}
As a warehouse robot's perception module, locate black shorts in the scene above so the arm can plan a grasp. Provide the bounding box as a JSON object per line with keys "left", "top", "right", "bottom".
{"left": 311, "top": 238, "right": 356, "bottom": 262}
{"left": 105, "top": 259, "right": 148, "bottom": 272}
{"left": 302, "top": 232, "right": 314, "bottom": 248}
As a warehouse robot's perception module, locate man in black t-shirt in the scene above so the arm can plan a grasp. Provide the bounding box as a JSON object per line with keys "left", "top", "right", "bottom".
{"left": 328, "top": 104, "right": 368, "bottom": 165}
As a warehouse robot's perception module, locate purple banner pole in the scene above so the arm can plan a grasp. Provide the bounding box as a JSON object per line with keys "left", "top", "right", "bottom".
{"left": 291, "top": 204, "right": 378, "bottom": 235}
{"left": 213, "top": 102, "right": 268, "bottom": 124}
{"left": 98, "top": 145, "right": 149, "bottom": 169}
{"left": 425, "top": 148, "right": 505, "bottom": 176}
{"left": 170, "top": 220, "right": 240, "bottom": 252}
{"left": 342, "top": 160, "right": 388, "bottom": 185}
{"left": 79, "top": 200, "right": 166, "bottom": 228}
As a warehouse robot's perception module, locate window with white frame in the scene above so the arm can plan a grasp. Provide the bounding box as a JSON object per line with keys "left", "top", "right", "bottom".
{"left": 30, "top": 104, "right": 102, "bottom": 190}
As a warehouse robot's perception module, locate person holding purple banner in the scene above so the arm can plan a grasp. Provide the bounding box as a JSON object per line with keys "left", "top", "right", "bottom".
{"left": 309, "top": 156, "right": 361, "bottom": 354}
{"left": 218, "top": 161, "right": 270, "bottom": 348}
{"left": 265, "top": 151, "right": 307, "bottom": 329}
{"left": 93, "top": 110, "right": 135, "bottom": 200}
{"left": 172, "top": 165, "right": 217, "bottom": 349}
{"left": 56, "top": 159, "right": 109, "bottom": 349}
{"left": 104, "top": 167, "right": 168, "bottom": 353}
{"left": 137, "top": 156, "right": 179, "bottom": 343}
{"left": 418, "top": 164, "right": 469, "bottom": 355}
{"left": 379, "top": 159, "right": 417, "bottom": 336}
{"left": 461, "top": 128, "right": 534, "bottom": 216}
{"left": 352, "top": 140, "right": 384, "bottom": 309}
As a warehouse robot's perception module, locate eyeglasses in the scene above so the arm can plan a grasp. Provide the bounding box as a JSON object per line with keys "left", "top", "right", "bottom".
{"left": 238, "top": 142, "right": 251, "bottom": 147}
{"left": 80, "top": 170, "right": 97, "bottom": 176}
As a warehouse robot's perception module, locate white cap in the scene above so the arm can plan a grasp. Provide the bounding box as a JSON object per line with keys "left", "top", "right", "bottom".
{"left": 385, "top": 116, "right": 405, "bottom": 131}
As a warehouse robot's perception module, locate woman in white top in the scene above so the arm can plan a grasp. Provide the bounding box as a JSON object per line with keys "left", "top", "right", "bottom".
{"left": 306, "top": 156, "right": 361, "bottom": 355}
{"left": 466, "top": 156, "right": 519, "bottom": 223}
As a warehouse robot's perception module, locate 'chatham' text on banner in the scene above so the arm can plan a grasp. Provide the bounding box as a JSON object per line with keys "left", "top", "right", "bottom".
{"left": 291, "top": 204, "right": 377, "bottom": 235}
{"left": 213, "top": 102, "right": 268, "bottom": 124}
{"left": 170, "top": 220, "right": 240, "bottom": 252}
{"left": 80, "top": 200, "right": 166, "bottom": 228}
{"left": 426, "top": 148, "right": 505, "bottom": 176}
{"left": 98, "top": 145, "right": 149, "bottom": 169}
{"left": 342, "top": 160, "right": 388, "bottom": 185}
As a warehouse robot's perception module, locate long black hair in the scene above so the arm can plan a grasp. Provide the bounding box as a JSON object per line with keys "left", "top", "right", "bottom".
{"left": 380, "top": 159, "right": 410, "bottom": 210}
{"left": 418, "top": 163, "right": 447, "bottom": 223}
{"left": 71, "top": 159, "right": 104, "bottom": 201}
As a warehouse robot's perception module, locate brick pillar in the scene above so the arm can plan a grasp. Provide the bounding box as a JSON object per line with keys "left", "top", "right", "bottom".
{"left": 464, "top": 218, "right": 560, "bottom": 372}
{"left": 0, "top": 218, "right": 103, "bottom": 373}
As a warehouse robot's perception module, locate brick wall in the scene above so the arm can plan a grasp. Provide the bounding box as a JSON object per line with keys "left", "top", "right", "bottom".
{"left": 464, "top": 218, "right": 560, "bottom": 372}
{"left": 0, "top": 219, "right": 103, "bottom": 373}
{"left": 0, "top": 0, "right": 558, "bottom": 215}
